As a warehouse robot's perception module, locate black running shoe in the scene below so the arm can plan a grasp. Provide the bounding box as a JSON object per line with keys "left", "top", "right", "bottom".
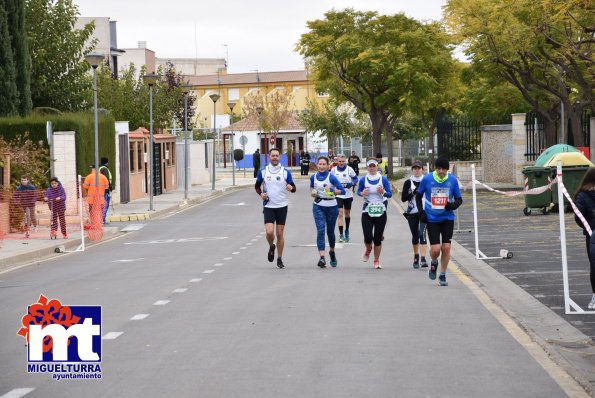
{"left": 439, "top": 274, "right": 448, "bottom": 286}
{"left": 267, "top": 244, "right": 276, "bottom": 262}
{"left": 429, "top": 260, "right": 438, "bottom": 280}
{"left": 317, "top": 258, "right": 327, "bottom": 268}
{"left": 420, "top": 257, "right": 428, "bottom": 268}
{"left": 277, "top": 258, "right": 285, "bottom": 269}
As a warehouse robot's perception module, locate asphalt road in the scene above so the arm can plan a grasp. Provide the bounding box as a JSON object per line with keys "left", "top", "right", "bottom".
{"left": 454, "top": 191, "right": 595, "bottom": 341}
{"left": 0, "top": 180, "right": 575, "bottom": 397}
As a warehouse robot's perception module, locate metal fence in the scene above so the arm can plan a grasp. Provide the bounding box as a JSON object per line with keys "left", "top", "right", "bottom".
{"left": 524, "top": 112, "right": 546, "bottom": 161}
{"left": 437, "top": 117, "right": 483, "bottom": 161}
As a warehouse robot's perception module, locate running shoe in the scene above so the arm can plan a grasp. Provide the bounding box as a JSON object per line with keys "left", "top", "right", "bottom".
{"left": 588, "top": 295, "right": 595, "bottom": 310}
{"left": 420, "top": 257, "right": 428, "bottom": 268}
{"left": 63, "top": 234, "right": 68, "bottom": 239}
{"left": 267, "top": 244, "right": 276, "bottom": 262}
{"left": 429, "top": 260, "right": 438, "bottom": 280}
{"left": 413, "top": 258, "right": 420, "bottom": 269}
{"left": 317, "top": 258, "right": 327, "bottom": 268}
{"left": 329, "top": 251, "right": 337, "bottom": 267}
{"left": 344, "top": 232, "right": 350, "bottom": 243}
{"left": 374, "top": 260, "right": 382, "bottom": 269}
{"left": 362, "top": 248, "right": 371, "bottom": 262}
{"left": 439, "top": 275, "right": 448, "bottom": 286}
{"left": 277, "top": 258, "right": 285, "bottom": 269}
{"left": 338, "top": 234, "right": 346, "bottom": 243}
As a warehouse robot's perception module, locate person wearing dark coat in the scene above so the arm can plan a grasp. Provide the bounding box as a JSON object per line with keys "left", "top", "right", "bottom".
{"left": 13, "top": 176, "right": 38, "bottom": 231}
{"left": 574, "top": 167, "right": 595, "bottom": 309}
{"left": 253, "top": 149, "right": 261, "bottom": 178}
{"left": 44, "top": 177, "right": 68, "bottom": 238}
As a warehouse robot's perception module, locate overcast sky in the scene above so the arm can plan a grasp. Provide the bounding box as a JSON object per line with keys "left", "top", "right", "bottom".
{"left": 74, "top": 0, "right": 447, "bottom": 74}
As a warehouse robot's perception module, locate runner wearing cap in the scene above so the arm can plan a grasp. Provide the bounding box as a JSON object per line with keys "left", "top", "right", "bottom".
{"left": 332, "top": 154, "right": 358, "bottom": 243}
{"left": 310, "top": 156, "right": 346, "bottom": 268}
{"left": 416, "top": 157, "right": 462, "bottom": 286}
{"left": 402, "top": 160, "right": 428, "bottom": 269}
{"left": 358, "top": 158, "right": 392, "bottom": 269}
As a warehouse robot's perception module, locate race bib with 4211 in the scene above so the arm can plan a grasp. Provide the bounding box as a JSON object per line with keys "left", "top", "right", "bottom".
{"left": 431, "top": 187, "right": 449, "bottom": 209}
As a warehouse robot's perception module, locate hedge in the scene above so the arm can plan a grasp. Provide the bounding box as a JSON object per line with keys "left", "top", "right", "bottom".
{"left": 0, "top": 112, "right": 116, "bottom": 183}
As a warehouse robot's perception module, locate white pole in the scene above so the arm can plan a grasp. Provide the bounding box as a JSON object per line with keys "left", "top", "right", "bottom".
{"left": 472, "top": 164, "right": 480, "bottom": 259}
{"left": 557, "top": 161, "right": 571, "bottom": 313}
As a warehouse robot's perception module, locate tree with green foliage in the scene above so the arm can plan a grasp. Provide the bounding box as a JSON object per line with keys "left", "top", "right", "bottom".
{"left": 25, "top": 0, "right": 96, "bottom": 111}
{"left": 0, "top": 1, "right": 18, "bottom": 116}
{"left": 6, "top": 0, "right": 32, "bottom": 115}
{"left": 445, "top": 0, "right": 594, "bottom": 146}
{"left": 297, "top": 9, "right": 461, "bottom": 173}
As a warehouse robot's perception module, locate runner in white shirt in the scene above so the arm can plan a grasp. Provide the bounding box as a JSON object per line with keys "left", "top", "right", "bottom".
{"left": 255, "top": 148, "right": 297, "bottom": 268}
{"left": 332, "top": 154, "right": 358, "bottom": 243}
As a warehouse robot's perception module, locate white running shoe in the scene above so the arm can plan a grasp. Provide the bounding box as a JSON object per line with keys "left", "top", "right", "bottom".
{"left": 374, "top": 260, "right": 382, "bottom": 269}
{"left": 588, "top": 295, "right": 595, "bottom": 310}
{"left": 362, "top": 248, "right": 371, "bottom": 262}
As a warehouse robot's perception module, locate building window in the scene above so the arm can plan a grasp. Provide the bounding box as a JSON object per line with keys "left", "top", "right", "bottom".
{"left": 228, "top": 88, "right": 239, "bottom": 101}
{"left": 171, "top": 143, "right": 176, "bottom": 165}
{"left": 130, "top": 142, "right": 135, "bottom": 172}
{"left": 137, "top": 142, "right": 143, "bottom": 171}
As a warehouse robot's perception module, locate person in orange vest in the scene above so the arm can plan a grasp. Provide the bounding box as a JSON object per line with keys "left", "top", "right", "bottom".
{"left": 82, "top": 165, "right": 110, "bottom": 221}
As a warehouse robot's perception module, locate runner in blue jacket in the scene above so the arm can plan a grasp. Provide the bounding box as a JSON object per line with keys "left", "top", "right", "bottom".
{"left": 416, "top": 157, "right": 462, "bottom": 286}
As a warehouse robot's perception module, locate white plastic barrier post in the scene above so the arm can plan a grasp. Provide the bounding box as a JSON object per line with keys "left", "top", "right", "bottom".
{"left": 472, "top": 164, "right": 480, "bottom": 259}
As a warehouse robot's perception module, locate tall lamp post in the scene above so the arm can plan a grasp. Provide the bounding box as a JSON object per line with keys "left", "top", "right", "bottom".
{"left": 228, "top": 102, "right": 236, "bottom": 186}
{"left": 144, "top": 73, "right": 158, "bottom": 211}
{"left": 209, "top": 93, "right": 220, "bottom": 190}
{"left": 181, "top": 84, "right": 191, "bottom": 200}
{"left": 256, "top": 106, "right": 264, "bottom": 165}
{"left": 84, "top": 52, "right": 104, "bottom": 191}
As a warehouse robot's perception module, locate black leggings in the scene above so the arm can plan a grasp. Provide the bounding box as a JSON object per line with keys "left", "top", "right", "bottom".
{"left": 406, "top": 215, "right": 427, "bottom": 245}
{"left": 586, "top": 235, "right": 595, "bottom": 293}
{"left": 361, "top": 212, "right": 387, "bottom": 246}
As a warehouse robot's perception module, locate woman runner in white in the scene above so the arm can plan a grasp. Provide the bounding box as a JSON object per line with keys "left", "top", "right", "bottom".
{"left": 357, "top": 158, "right": 393, "bottom": 269}
{"left": 310, "top": 156, "right": 346, "bottom": 268}
{"left": 331, "top": 154, "right": 358, "bottom": 242}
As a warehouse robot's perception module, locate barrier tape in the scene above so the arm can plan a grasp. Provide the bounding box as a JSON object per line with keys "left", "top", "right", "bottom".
{"left": 472, "top": 179, "right": 556, "bottom": 197}
{"left": 558, "top": 177, "right": 592, "bottom": 236}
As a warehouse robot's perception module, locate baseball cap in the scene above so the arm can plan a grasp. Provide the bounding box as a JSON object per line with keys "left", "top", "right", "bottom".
{"left": 412, "top": 160, "right": 423, "bottom": 169}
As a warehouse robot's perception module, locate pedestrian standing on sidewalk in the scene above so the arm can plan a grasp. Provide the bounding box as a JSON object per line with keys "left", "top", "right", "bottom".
{"left": 332, "top": 154, "right": 358, "bottom": 243}
{"left": 310, "top": 156, "right": 346, "bottom": 268}
{"left": 255, "top": 148, "right": 297, "bottom": 269}
{"left": 376, "top": 153, "right": 388, "bottom": 175}
{"left": 44, "top": 177, "right": 67, "bottom": 239}
{"left": 416, "top": 157, "right": 462, "bottom": 286}
{"left": 253, "top": 149, "right": 261, "bottom": 178}
{"left": 99, "top": 157, "right": 113, "bottom": 224}
{"left": 13, "top": 176, "right": 38, "bottom": 235}
{"left": 82, "top": 165, "right": 109, "bottom": 222}
{"left": 574, "top": 167, "right": 595, "bottom": 309}
{"left": 299, "top": 150, "right": 311, "bottom": 176}
{"left": 402, "top": 161, "right": 428, "bottom": 269}
{"left": 358, "top": 159, "right": 392, "bottom": 269}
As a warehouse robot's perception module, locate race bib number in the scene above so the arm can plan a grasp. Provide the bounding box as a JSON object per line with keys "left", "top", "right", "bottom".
{"left": 367, "top": 202, "right": 385, "bottom": 217}
{"left": 431, "top": 187, "right": 449, "bottom": 209}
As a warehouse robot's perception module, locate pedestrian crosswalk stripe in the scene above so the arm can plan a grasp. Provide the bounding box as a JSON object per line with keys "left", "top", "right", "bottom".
{"left": 103, "top": 332, "right": 123, "bottom": 340}
{"left": 130, "top": 314, "right": 149, "bottom": 320}
{"left": 0, "top": 388, "right": 35, "bottom": 398}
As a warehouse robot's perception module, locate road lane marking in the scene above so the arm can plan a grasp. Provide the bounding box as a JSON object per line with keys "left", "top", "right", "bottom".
{"left": 125, "top": 237, "right": 228, "bottom": 245}
{"left": 0, "top": 388, "right": 35, "bottom": 398}
{"left": 451, "top": 263, "right": 590, "bottom": 397}
{"left": 246, "top": 243, "right": 253, "bottom": 246}
{"left": 190, "top": 278, "right": 203, "bottom": 283}
{"left": 223, "top": 257, "right": 232, "bottom": 260}
{"left": 120, "top": 224, "right": 146, "bottom": 232}
{"left": 232, "top": 252, "right": 240, "bottom": 254}
{"left": 173, "top": 288, "right": 187, "bottom": 293}
{"left": 203, "top": 270, "right": 214, "bottom": 274}
{"left": 130, "top": 314, "right": 149, "bottom": 320}
{"left": 239, "top": 247, "right": 247, "bottom": 249}
{"left": 251, "top": 239, "right": 258, "bottom": 241}
{"left": 103, "top": 332, "right": 123, "bottom": 340}
{"left": 153, "top": 300, "right": 170, "bottom": 305}
{"left": 112, "top": 258, "right": 144, "bottom": 263}
{"left": 214, "top": 263, "right": 223, "bottom": 267}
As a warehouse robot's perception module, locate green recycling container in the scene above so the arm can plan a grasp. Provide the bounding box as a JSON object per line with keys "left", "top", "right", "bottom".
{"left": 551, "top": 165, "right": 590, "bottom": 205}
{"left": 521, "top": 166, "right": 552, "bottom": 216}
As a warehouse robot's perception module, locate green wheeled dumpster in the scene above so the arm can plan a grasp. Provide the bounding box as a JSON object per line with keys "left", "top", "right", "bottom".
{"left": 521, "top": 166, "right": 552, "bottom": 216}
{"left": 546, "top": 152, "right": 593, "bottom": 211}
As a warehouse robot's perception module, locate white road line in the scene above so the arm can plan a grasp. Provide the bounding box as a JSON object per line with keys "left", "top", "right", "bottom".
{"left": 130, "top": 314, "right": 149, "bottom": 321}
{"left": 239, "top": 247, "right": 247, "bottom": 250}
{"left": 251, "top": 239, "right": 258, "bottom": 242}
{"left": 189, "top": 278, "right": 203, "bottom": 283}
{"left": 153, "top": 300, "right": 170, "bottom": 305}
{"left": 0, "top": 388, "right": 35, "bottom": 398}
{"left": 173, "top": 288, "right": 187, "bottom": 293}
{"left": 203, "top": 270, "right": 214, "bottom": 274}
{"left": 223, "top": 257, "right": 233, "bottom": 260}
{"left": 112, "top": 258, "right": 144, "bottom": 263}
{"left": 102, "top": 332, "right": 124, "bottom": 340}
{"left": 232, "top": 252, "right": 240, "bottom": 254}
{"left": 246, "top": 243, "right": 252, "bottom": 246}
{"left": 214, "top": 263, "right": 223, "bottom": 266}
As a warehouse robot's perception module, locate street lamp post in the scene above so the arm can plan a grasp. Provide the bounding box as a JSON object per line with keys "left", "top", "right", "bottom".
{"left": 144, "top": 73, "right": 159, "bottom": 211}
{"left": 84, "top": 52, "right": 104, "bottom": 192}
{"left": 209, "top": 93, "right": 220, "bottom": 190}
{"left": 256, "top": 106, "right": 264, "bottom": 166}
{"left": 228, "top": 102, "right": 236, "bottom": 186}
{"left": 181, "top": 84, "right": 191, "bottom": 200}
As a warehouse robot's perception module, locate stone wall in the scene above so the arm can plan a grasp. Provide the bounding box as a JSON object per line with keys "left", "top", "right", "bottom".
{"left": 481, "top": 125, "right": 513, "bottom": 183}
{"left": 51, "top": 131, "right": 78, "bottom": 213}
{"left": 452, "top": 161, "right": 482, "bottom": 185}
